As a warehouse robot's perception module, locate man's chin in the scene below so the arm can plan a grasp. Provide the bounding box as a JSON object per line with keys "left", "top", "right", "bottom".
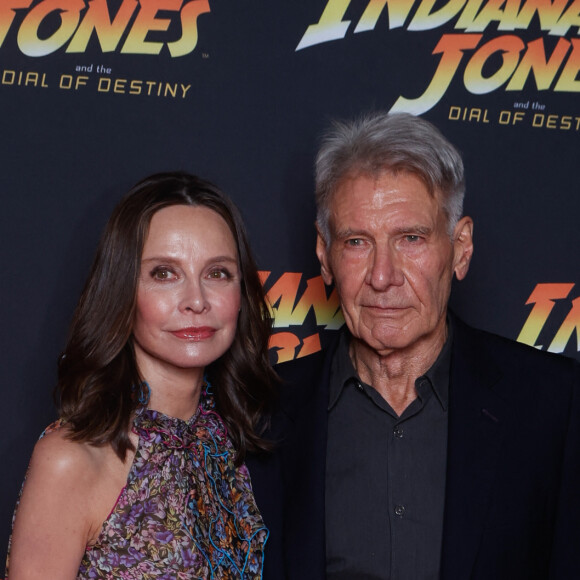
{"left": 353, "top": 330, "right": 415, "bottom": 355}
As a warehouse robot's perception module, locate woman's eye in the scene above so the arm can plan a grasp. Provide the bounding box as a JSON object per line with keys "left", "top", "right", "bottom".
{"left": 208, "top": 269, "right": 230, "bottom": 280}
{"left": 151, "top": 267, "right": 174, "bottom": 280}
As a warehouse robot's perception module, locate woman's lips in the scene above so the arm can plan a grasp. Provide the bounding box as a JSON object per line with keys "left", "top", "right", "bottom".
{"left": 170, "top": 327, "right": 216, "bottom": 340}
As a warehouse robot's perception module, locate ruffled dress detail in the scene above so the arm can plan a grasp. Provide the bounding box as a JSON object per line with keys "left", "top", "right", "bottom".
{"left": 78, "top": 393, "right": 268, "bottom": 579}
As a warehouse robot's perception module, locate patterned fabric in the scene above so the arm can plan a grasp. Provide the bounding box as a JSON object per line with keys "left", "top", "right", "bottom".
{"left": 7, "top": 392, "right": 268, "bottom": 579}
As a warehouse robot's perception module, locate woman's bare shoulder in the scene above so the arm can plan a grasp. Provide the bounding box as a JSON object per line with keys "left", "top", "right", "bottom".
{"left": 29, "top": 423, "right": 106, "bottom": 484}
{"left": 9, "top": 423, "right": 134, "bottom": 578}
{"left": 8, "top": 425, "right": 107, "bottom": 578}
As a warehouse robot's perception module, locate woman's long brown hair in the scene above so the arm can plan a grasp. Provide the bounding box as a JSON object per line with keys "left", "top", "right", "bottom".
{"left": 56, "top": 172, "right": 277, "bottom": 463}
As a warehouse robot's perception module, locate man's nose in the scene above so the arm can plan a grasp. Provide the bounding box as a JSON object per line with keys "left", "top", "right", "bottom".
{"left": 179, "top": 278, "right": 209, "bottom": 313}
{"left": 366, "top": 245, "right": 404, "bottom": 290}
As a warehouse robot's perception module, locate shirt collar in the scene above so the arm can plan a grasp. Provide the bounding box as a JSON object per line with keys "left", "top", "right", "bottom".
{"left": 328, "top": 330, "right": 358, "bottom": 410}
{"left": 328, "top": 322, "right": 453, "bottom": 412}
{"left": 422, "top": 322, "right": 452, "bottom": 411}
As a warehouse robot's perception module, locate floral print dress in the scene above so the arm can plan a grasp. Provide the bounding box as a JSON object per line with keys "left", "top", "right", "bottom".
{"left": 8, "top": 392, "right": 269, "bottom": 579}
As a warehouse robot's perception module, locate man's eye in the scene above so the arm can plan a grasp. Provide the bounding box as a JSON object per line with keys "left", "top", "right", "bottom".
{"left": 346, "top": 238, "right": 363, "bottom": 247}
{"left": 405, "top": 235, "right": 421, "bottom": 243}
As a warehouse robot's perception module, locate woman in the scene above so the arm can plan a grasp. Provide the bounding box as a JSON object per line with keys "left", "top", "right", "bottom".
{"left": 7, "top": 172, "right": 278, "bottom": 578}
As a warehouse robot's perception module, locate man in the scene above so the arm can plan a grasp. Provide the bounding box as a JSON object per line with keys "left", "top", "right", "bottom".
{"left": 273, "top": 112, "right": 580, "bottom": 579}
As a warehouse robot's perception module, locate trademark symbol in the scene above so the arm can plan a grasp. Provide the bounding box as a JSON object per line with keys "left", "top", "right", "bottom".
{"left": 202, "top": 53, "right": 209, "bottom": 59}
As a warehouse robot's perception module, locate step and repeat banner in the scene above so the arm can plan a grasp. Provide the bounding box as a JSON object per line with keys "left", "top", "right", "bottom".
{"left": 1, "top": 0, "right": 579, "bottom": 561}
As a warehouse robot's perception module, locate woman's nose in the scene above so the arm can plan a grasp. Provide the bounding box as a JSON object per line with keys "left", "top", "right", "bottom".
{"left": 179, "top": 278, "right": 209, "bottom": 313}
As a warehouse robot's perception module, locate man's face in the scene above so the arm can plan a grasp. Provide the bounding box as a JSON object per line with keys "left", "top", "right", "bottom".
{"left": 317, "top": 171, "right": 473, "bottom": 357}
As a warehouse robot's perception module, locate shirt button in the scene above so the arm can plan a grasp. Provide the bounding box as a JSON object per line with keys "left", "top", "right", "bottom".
{"left": 356, "top": 382, "right": 363, "bottom": 391}
{"left": 393, "top": 426, "right": 404, "bottom": 439}
{"left": 394, "top": 505, "right": 406, "bottom": 517}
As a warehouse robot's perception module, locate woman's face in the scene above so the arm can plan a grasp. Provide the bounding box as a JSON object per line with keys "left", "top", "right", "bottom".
{"left": 132, "top": 205, "right": 241, "bottom": 381}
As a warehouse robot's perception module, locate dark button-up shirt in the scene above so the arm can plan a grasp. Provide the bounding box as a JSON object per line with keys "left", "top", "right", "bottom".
{"left": 325, "top": 329, "right": 452, "bottom": 580}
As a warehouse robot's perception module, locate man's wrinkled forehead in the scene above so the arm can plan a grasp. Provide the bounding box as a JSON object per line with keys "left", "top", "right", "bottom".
{"left": 326, "top": 167, "right": 440, "bottom": 224}
{"left": 330, "top": 165, "right": 437, "bottom": 205}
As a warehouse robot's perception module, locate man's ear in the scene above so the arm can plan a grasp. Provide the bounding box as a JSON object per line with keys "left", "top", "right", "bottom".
{"left": 453, "top": 216, "right": 474, "bottom": 281}
{"left": 316, "top": 226, "right": 334, "bottom": 286}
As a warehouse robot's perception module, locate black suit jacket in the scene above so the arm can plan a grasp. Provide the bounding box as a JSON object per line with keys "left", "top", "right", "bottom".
{"left": 252, "top": 314, "right": 580, "bottom": 579}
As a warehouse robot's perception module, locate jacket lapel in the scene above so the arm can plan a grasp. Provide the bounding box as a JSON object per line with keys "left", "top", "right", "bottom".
{"left": 440, "top": 317, "right": 509, "bottom": 579}
{"left": 280, "top": 348, "right": 333, "bottom": 579}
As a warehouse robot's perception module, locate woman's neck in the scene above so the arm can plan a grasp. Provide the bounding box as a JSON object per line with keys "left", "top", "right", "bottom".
{"left": 141, "top": 365, "right": 205, "bottom": 420}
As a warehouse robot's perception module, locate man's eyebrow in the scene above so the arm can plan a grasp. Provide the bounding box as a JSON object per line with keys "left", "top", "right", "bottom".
{"left": 333, "top": 228, "right": 369, "bottom": 240}
{"left": 333, "top": 224, "right": 434, "bottom": 239}
{"left": 393, "top": 225, "right": 433, "bottom": 236}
